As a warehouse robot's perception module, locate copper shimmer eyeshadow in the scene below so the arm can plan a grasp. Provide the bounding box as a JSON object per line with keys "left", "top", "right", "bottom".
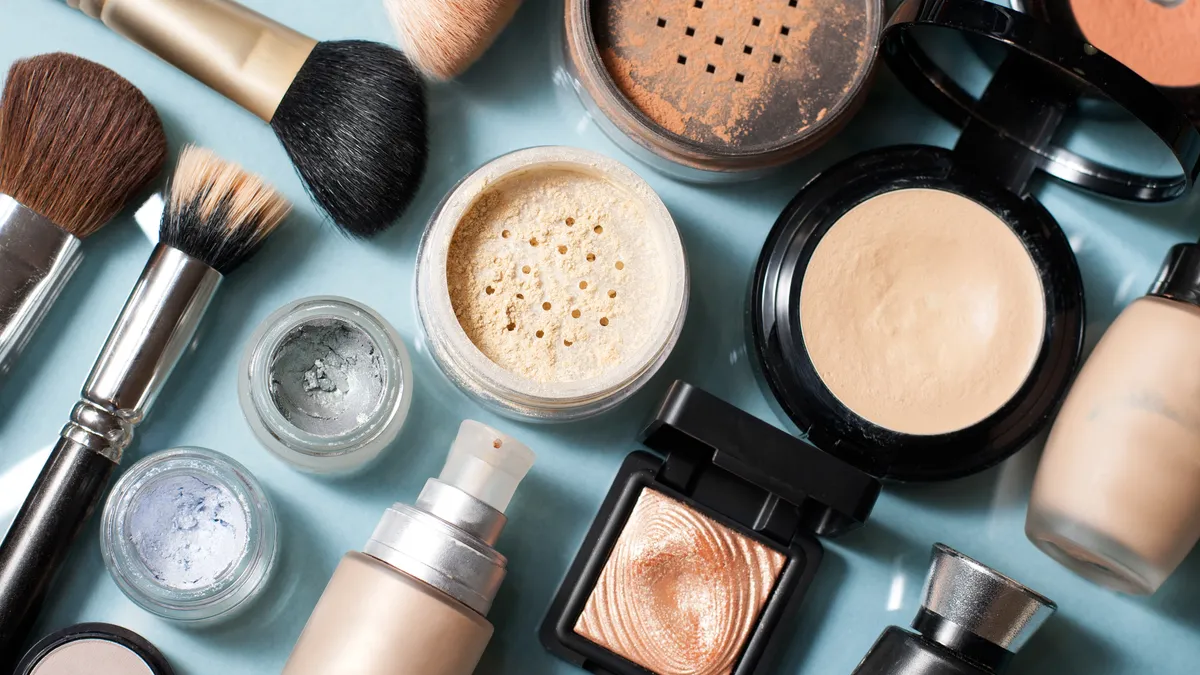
{"left": 574, "top": 488, "right": 786, "bottom": 675}
{"left": 799, "top": 188, "right": 1046, "bottom": 436}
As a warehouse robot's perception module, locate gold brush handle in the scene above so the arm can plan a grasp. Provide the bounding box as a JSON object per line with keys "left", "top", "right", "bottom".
{"left": 67, "top": 0, "right": 317, "bottom": 122}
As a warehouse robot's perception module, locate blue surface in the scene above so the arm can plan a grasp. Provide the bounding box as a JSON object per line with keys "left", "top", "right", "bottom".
{"left": 1, "top": 0, "right": 1199, "bottom": 673}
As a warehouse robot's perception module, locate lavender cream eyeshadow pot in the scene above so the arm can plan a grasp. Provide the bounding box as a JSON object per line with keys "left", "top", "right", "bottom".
{"left": 540, "top": 381, "right": 881, "bottom": 675}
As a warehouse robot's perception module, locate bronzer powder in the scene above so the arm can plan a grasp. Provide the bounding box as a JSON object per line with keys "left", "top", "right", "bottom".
{"left": 799, "top": 188, "right": 1046, "bottom": 436}
{"left": 594, "top": 0, "right": 876, "bottom": 150}
{"left": 574, "top": 488, "right": 786, "bottom": 675}
{"left": 447, "top": 167, "right": 668, "bottom": 384}
{"left": 1069, "top": 0, "right": 1200, "bottom": 88}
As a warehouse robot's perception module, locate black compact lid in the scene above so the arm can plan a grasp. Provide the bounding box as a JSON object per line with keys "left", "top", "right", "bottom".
{"left": 641, "top": 381, "right": 881, "bottom": 537}
{"left": 1010, "top": 0, "right": 1200, "bottom": 125}
{"left": 883, "top": 0, "right": 1200, "bottom": 201}
{"left": 17, "top": 623, "right": 174, "bottom": 675}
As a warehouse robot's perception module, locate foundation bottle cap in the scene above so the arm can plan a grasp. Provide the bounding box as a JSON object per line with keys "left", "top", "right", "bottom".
{"left": 441, "top": 420, "right": 535, "bottom": 514}
{"left": 914, "top": 544, "right": 1056, "bottom": 669}
{"left": 1149, "top": 242, "right": 1200, "bottom": 308}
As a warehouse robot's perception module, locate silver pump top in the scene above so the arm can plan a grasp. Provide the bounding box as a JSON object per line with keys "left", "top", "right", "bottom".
{"left": 363, "top": 420, "right": 535, "bottom": 616}
{"left": 919, "top": 543, "right": 1057, "bottom": 653}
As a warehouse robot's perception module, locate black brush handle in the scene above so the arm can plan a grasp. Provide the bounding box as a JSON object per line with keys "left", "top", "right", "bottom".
{"left": 0, "top": 438, "right": 117, "bottom": 666}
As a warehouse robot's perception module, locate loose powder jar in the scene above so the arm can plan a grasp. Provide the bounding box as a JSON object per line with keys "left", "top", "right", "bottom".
{"left": 17, "top": 623, "right": 174, "bottom": 675}
{"left": 417, "top": 146, "right": 688, "bottom": 421}
{"left": 100, "top": 447, "right": 278, "bottom": 624}
{"left": 541, "top": 381, "right": 881, "bottom": 675}
{"left": 561, "top": 0, "right": 883, "bottom": 180}
{"left": 240, "top": 296, "right": 413, "bottom": 473}
{"left": 749, "top": 0, "right": 1200, "bottom": 482}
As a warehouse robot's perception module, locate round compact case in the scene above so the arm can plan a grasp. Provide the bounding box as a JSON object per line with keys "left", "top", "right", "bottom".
{"left": 560, "top": 0, "right": 884, "bottom": 181}
{"left": 749, "top": 0, "right": 1200, "bottom": 482}
{"left": 16, "top": 623, "right": 174, "bottom": 675}
{"left": 1006, "top": 0, "right": 1199, "bottom": 125}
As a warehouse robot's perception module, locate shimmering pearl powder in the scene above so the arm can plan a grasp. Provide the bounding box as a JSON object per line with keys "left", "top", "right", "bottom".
{"left": 575, "top": 488, "right": 786, "bottom": 675}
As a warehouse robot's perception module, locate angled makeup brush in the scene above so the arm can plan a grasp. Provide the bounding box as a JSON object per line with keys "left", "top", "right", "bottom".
{"left": 0, "top": 52, "right": 167, "bottom": 383}
{"left": 65, "top": 0, "right": 427, "bottom": 238}
{"left": 387, "top": 0, "right": 523, "bottom": 80}
{"left": 0, "top": 146, "right": 289, "bottom": 666}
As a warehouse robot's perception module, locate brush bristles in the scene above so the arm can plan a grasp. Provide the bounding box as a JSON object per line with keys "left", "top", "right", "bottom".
{"left": 272, "top": 40, "right": 427, "bottom": 238}
{"left": 386, "top": 0, "right": 520, "bottom": 80}
{"left": 0, "top": 53, "right": 167, "bottom": 238}
{"left": 160, "top": 146, "right": 290, "bottom": 275}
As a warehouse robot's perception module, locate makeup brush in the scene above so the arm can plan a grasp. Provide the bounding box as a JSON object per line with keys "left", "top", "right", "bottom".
{"left": 387, "top": 0, "right": 522, "bottom": 80}
{"left": 64, "top": 0, "right": 427, "bottom": 239}
{"left": 0, "top": 52, "right": 166, "bottom": 383}
{"left": 0, "top": 146, "right": 289, "bottom": 666}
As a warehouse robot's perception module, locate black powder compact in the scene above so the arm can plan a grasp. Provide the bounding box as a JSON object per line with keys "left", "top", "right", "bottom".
{"left": 541, "top": 380, "right": 880, "bottom": 675}
{"left": 16, "top": 623, "right": 175, "bottom": 675}
{"left": 749, "top": 0, "right": 1200, "bottom": 482}
{"left": 1006, "top": 0, "right": 1200, "bottom": 126}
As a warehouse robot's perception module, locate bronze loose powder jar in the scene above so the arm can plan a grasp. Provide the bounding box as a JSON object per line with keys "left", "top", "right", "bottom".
{"left": 563, "top": 0, "right": 883, "bottom": 179}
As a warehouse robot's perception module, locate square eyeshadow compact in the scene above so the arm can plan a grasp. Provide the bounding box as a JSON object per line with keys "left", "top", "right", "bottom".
{"left": 541, "top": 381, "right": 882, "bottom": 675}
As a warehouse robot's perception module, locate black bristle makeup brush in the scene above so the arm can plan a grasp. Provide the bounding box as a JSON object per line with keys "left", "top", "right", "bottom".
{"left": 0, "top": 146, "right": 289, "bottom": 665}
{"left": 0, "top": 52, "right": 167, "bottom": 383}
{"left": 64, "top": 0, "right": 427, "bottom": 239}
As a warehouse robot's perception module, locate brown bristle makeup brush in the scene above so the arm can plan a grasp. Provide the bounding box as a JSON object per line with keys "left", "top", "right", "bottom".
{"left": 64, "top": 0, "right": 427, "bottom": 239}
{"left": 0, "top": 146, "right": 288, "bottom": 666}
{"left": 387, "top": 0, "right": 522, "bottom": 80}
{"left": 0, "top": 52, "right": 167, "bottom": 382}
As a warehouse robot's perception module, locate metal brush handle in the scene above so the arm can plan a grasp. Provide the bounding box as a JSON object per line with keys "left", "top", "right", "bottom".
{"left": 0, "top": 195, "right": 82, "bottom": 384}
{"left": 0, "top": 243, "right": 221, "bottom": 664}
{"left": 65, "top": 0, "right": 317, "bottom": 122}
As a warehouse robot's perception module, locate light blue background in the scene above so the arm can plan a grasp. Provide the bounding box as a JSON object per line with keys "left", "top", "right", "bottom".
{"left": 1, "top": 0, "right": 1198, "bottom": 672}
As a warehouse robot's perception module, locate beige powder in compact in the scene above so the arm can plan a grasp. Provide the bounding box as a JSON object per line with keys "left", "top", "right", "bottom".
{"left": 799, "top": 188, "right": 1045, "bottom": 436}
{"left": 31, "top": 640, "right": 154, "bottom": 675}
{"left": 447, "top": 169, "right": 665, "bottom": 383}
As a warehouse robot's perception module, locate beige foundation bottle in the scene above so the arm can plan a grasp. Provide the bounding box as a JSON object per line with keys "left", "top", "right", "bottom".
{"left": 1027, "top": 242, "right": 1200, "bottom": 595}
{"left": 282, "top": 420, "right": 535, "bottom": 675}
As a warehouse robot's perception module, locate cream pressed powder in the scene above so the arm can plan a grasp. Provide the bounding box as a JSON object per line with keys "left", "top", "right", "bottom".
{"left": 574, "top": 488, "right": 786, "bottom": 675}
{"left": 799, "top": 188, "right": 1045, "bottom": 436}
{"left": 31, "top": 640, "right": 154, "bottom": 675}
{"left": 417, "top": 147, "right": 688, "bottom": 420}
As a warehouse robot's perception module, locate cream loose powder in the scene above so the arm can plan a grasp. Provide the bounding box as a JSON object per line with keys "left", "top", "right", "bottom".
{"left": 799, "top": 188, "right": 1045, "bottom": 436}
{"left": 448, "top": 168, "right": 665, "bottom": 383}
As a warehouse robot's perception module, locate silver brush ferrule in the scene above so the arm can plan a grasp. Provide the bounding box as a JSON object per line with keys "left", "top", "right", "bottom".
{"left": 364, "top": 479, "right": 509, "bottom": 617}
{"left": 0, "top": 195, "right": 82, "bottom": 383}
{"left": 61, "top": 243, "right": 222, "bottom": 462}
